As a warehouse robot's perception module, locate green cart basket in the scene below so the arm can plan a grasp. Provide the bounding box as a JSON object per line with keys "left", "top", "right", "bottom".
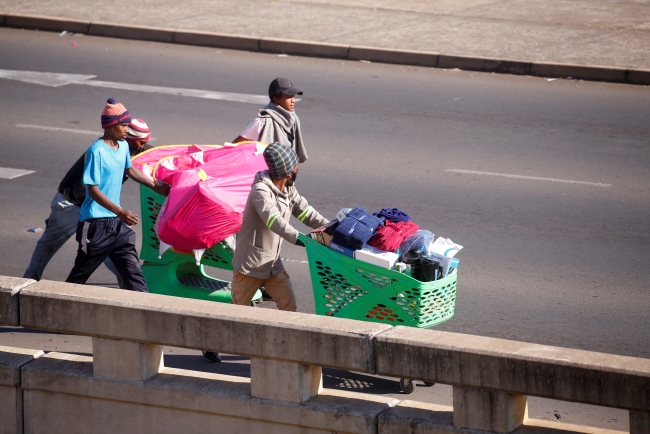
{"left": 139, "top": 184, "right": 261, "bottom": 303}
{"left": 299, "top": 233, "right": 457, "bottom": 393}
{"left": 298, "top": 233, "right": 457, "bottom": 328}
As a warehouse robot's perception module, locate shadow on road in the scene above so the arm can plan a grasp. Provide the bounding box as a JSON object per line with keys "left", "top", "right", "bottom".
{"left": 164, "top": 353, "right": 415, "bottom": 395}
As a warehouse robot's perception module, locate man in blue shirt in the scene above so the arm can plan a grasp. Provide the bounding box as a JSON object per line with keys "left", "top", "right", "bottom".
{"left": 65, "top": 98, "right": 168, "bottom": 292}
{"left": 23, "top": 119, "right": 154, "bottom": 285}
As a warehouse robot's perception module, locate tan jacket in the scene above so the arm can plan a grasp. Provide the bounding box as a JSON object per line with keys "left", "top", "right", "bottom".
{"left": 232, "top": 170, "right": 328, "bottom": 279}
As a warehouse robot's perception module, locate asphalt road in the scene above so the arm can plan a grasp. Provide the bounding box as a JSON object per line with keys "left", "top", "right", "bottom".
{"left": 1, "top": 28, "right": 648, "bottom": 429}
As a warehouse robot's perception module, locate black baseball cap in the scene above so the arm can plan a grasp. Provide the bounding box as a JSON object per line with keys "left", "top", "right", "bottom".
{"left": 268, "top": 77, "right": 303, "bottom": 99}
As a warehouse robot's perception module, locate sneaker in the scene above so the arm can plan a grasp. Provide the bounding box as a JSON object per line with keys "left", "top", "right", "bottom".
{"left": 202, "top": 351, "right": 222, "bottom": 363}
{"left": 260, "top": 287, "right": 273, "bottom": 301}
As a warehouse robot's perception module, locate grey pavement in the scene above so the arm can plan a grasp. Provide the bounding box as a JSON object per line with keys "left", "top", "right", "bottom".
{"left": 1, "top": 0, "right": 649, "bottom": 82}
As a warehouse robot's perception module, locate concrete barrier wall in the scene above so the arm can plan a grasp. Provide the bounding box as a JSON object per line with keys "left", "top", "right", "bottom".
{"left": 20, "top": 352, "right": 397, "bottom": 434}
{"left": 375, "top": 327, "right": 650, "bottom": 411}
{"left": 0, "top": 346, "right": 43, "bottom": 434}
{"left": 1, "top": 276, "right": 648, "bottom": 433}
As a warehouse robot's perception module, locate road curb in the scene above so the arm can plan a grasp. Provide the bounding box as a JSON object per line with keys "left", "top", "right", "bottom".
{"left": 627, "top": 69, "right": 650, "bottom": 85}
{"left": 1, "top": 13, "right": 648, "bottom": 86}
{"left": 348, "top": 46, "right": 439, "bottom": 68}
{"left": 173, "top": 29, "right": 259, "bottom": 51}
{"left": 438, "top": 54, "right": 533, "bottom": 76}
{"left": 260, "top": 37, "right": 349, "bottom": 59}
{"left": 89, "top": 22, "right": 174, "bottom": 43}
{"left": 5, "top": 13, "right": 89, "bottom": 34}
{"left": 530, "top": 62, "right": 628, "bottom": 83}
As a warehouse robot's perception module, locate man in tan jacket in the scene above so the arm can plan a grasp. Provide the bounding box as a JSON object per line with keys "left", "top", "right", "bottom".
{"left": 231, "top": 142, "right": 328, "bottom": 311}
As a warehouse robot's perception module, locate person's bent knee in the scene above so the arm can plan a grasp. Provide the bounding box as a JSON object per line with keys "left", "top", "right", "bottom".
{"left": 276, "top": 292, "right": 297, "bottom": 311}
{"left": 231, "top": 290, "right": 254, "bottom": 306}
{"left": 231, "top": 271, "right": 262, "bottom": 306}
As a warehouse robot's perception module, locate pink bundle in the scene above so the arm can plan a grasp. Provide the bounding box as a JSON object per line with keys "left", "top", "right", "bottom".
{"left": 132, "top": 142, "right": 268, "bottom": 255}
{"left": 368, "top": 220, "right": 420, "bottom": 252}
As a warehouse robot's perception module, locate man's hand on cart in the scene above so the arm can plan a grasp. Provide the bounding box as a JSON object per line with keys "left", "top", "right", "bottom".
{"left": 153, "top": 182, "right": 170, "bottom": 197}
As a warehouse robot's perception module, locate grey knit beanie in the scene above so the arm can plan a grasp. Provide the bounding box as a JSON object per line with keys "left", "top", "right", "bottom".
{"left": 263, "top": 142, "right": 298, "bottom": 179}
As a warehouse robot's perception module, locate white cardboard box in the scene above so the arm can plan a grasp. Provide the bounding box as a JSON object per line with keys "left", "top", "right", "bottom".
{"left": 354, "top": 245, "right": 399, "bottom": 269}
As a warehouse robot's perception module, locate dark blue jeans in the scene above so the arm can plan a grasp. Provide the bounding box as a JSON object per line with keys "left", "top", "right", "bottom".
{"left": 65, "top": 217, "right": 148, "bottom": 292}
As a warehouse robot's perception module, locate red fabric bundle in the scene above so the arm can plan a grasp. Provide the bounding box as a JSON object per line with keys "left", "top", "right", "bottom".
{"left": 368, "top": 220, "right": 419, "bottom": 252}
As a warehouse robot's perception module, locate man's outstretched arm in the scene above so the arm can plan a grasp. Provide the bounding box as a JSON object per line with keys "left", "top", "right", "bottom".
{"left": 125, "top": 166, "right": 170, "bottom": 196}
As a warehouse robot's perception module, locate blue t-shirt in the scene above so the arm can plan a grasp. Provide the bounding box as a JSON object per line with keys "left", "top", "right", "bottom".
{"left": 79, "top": 138, "right": 132, "bottom": 221}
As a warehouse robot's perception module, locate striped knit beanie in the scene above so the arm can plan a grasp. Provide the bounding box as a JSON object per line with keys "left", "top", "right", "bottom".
{"left": 126, "top": 118, "right": 151, "bottom": 140}
{"left": 263, "top": 142, "right": 298, "bottom": 179}
{"left": 101, "top": 98, "right": 131, "bottom": 128}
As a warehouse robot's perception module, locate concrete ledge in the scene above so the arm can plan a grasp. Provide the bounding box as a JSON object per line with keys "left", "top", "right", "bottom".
{"left": 531, "top": 62, "right": 628, "bottom": 83}
{"left": 22, "top": 352, "right": 397, "bottom": 434}
{"left": 19, "top": 280, "right": 392, "bottom": 372}
{"left": 453, "top": 386, "right": 527, "bottom": 433}
{"left": 375, "top": 327, "right": 650, "bottom": 411}
{"left": 377, "top": 400, "right": 626, "bottom": 433}
{"left": 0, "top": 345, "right": 43, "bottom": 387}
{"left": 348, "top": 46, "right": 439, "bottom": 67}
{"left": 93, "top": 337, "right": 164, "bottom": 381}
{"left": 627, "top": 69, "right": 650, "bottom": 86}
{"left": 250, "top": 357, "right": 322, "bottom": 403}
{"left": 630, "top": 410, "right": 650, "bottom": 434}
{"left": 89, "top": 22, "right": 174, "bottom": 43}
{"left": 0, "top": 346, "right": 43, "bottom": 434}
{"left": 260, "top": 37, "right": 349, "bottom": 59}
{"left": 173, "top": 30, "right": 259, "bottom": 51}
{"left": 0, "top": 276, "right": 35, "bottom": 325}
{"left": 5, "top": 13, "right": 89, "bottom": 34}
{"left": 378, "top": 401, "right": 456, "bottom": 433}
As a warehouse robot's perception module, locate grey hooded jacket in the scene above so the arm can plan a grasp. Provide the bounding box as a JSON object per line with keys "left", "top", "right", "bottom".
{"left": 232, "top": 170, "right": 328, "bottom": 279}
{"left": 257, "top": 102, "right": 308, "bottom": 164}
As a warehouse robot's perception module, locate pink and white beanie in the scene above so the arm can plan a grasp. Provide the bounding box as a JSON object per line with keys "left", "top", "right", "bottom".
{"left": 126, "top": 118, "right": 151, "bottom": 140}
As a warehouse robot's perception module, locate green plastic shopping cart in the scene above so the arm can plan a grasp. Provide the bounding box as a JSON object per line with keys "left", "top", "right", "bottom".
{"left": 298, "top": 234, "right": 457, "bottom": 328}
{"left": 138, "top": 185, "right": 262, "bottom": 303}
{"left": 298, "top": 233, "right": 458, "bottom": 393}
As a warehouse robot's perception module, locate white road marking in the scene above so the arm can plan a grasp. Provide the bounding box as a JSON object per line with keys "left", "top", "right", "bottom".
{"left": 446, "top": 169, "right": 612, "bottom": 187}
{"left": 281, "top": 258, "right": 308, "bottom": 264}
{"left": 17, "top": 124, "right": 100, "bottom": 136}
{"left": 0, "top": 69, "right": 269, "bottom": 105}
{"left": 0, "top": 167, "right": 35, "bottom": 179}
{"left": 16, "top": 124, "right": 157, "bottom": 140}
{"left": 80, "top": 80, "right": 270, "bottom": 105}
{"left": 0, "top": 69, "right": 96, "bottom": 87}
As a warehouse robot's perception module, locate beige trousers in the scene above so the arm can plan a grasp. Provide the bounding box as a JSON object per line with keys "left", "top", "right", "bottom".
{"left": 231, "top": 269, "right": 297, "bottom": 311}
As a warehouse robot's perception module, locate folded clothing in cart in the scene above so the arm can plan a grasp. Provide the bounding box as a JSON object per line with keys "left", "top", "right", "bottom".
{"left": 372, "top": 207, "right": 411, "bottom": 223}
{"left": 332, "top": 207, "right": 382, "bottom": 250}
{"left": 368, "top": 220, "right": 419, "bottom": 252}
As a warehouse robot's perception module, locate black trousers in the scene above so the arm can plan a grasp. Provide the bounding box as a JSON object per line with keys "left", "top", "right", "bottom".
{"left": 65, "top": 218, "right": 148, "bottom": 292}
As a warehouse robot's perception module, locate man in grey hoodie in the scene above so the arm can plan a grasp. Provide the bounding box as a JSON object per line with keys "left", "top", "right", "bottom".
{"left": 230, "top": 142, "right": 328, "bottom": 310}
{"left": 233, "top": 77, "right": 308, "bottom": 164}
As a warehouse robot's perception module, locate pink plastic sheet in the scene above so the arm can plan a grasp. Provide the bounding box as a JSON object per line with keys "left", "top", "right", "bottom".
{"left": 132, "top": 143, "right": 267, "bottom": 254}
